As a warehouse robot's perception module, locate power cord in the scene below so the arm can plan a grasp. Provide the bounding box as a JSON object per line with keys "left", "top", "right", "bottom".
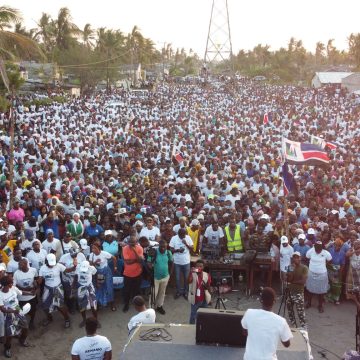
{"left": 310, "top": 341, "right": 342, "bottom": 359}
{"left": 139, "top": 328, "right": 172, "bottom": 342}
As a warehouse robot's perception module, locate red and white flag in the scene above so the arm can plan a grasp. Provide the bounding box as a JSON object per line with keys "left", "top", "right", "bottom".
{"left": 263, "top": 113, "right": 269, "bottom": 125}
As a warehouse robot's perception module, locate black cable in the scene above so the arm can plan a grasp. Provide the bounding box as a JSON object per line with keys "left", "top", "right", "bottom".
{"left": 310, "top": 341, "right": 342, "bottom": 359}
{"left": 139, "top": 328, "right": 172, "bottom": 342}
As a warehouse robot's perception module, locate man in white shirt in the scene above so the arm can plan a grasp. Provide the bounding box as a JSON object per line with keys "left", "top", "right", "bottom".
{"left": 139, "top": 217, "right": 160, "bottom": 242}
{"left": 241, "top": 287, "right": 293, "bottom": 360}
{"left": 169, "top": 228, "right": 193, "bottom": 299}
{"left": 71, "top": 317, "right": 112, "bottom": 360}
{"left": 127, "top": 295, "right": 156, "bottom": 335}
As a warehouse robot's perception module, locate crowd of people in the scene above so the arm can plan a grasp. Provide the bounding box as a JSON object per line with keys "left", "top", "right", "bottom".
{"left": 0, "top": 76, "right": 359, "bottom": 358}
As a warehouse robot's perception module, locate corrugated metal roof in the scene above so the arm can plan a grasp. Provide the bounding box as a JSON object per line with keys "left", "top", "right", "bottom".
{"left": 316, "top": 72, "right": 353, "bottom": 84}
{"left": 342, "top": 72, "right": 360, "bottom": 84}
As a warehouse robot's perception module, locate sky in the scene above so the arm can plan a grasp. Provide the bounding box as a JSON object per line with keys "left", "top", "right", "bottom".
{"left": 9, "top": 0, "right": 360, "bottom": 57}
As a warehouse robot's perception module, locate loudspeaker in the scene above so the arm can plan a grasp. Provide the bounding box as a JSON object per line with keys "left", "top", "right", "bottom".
{"left": 196, "top": 308, "right": 247, "bottom": 347}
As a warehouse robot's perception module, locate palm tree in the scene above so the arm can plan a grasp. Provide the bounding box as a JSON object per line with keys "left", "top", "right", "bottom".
{"left": 34, "top": 13, "right": 55, "bottom": 54}
{"left": 0, "top": 6, "right": 43, "bottom": 59}
{"left": 54, "top": 7, "right": 79, "bottom": 50}
{"left": 82, "top": 23, "right": 95, "bottom": 48}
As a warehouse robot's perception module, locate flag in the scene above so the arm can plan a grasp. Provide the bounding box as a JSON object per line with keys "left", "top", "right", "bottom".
{"left": 282, "top": 138, "right": 329, "bottom": 166}
{"left": 310, "top": 135, "right": 337, "bottom": 151}
{"left": 263, "top": 113, "right": 269, "bottom": 125}
{"left": 282, "top": 162, "right": 295, "bottom": 196}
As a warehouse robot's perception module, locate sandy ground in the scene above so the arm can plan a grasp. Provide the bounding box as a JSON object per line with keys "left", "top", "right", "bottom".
{"left": 6, "top": 278, "right": 356, "bottom": 360}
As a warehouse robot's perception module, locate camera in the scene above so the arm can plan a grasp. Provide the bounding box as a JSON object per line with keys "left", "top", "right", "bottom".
{"left": 147, "top": 246, "right": 157, "bottom": 258}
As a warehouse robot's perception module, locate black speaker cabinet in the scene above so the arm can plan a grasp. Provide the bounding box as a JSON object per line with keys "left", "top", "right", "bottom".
{"left": 196, "top": 308, "right": 247, "bottom": 347}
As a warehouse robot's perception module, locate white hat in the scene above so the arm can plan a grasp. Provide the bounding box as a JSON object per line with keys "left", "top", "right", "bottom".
{"left": 281, "top": 236, "right": 289, "bottom": 244}
{"left": 79, "top": 238, "right": 88, "bottom": 250}
{"left": 80, "top": 261, "right": 90, "bottom": 273}
{"left": 308, "top": 228, "right": 315, "bottom": 235}
{"left": 104, "top": 230, "right": 113, "bottom": 236}
{"left": 260, "top": 214, "right": 270, "bottom": 220}
{"left": 135, "top": 220, "right": 144, "bottom": 227}
{"left": 298, "top": 234, "right": 306, "bottom": 240}
{"left": 191, "top": 219, "right": 200, "bottom": 226}
{"left": 46, "top": 253, "right": 56, "bottom": 266}
{"left": 197, "top": 214, "right": 204, "bottom": 220}
{"left": 292, "top": 251, "right": 301, "bottom": 257}
{"left": 0, "top": 263, "right": 6, "bottom": 271}
{"left": 119, "top": 208, "right": 127, "bottom": 215}
{"left": 0, "top": 230, "right": 6, "bottom": 236}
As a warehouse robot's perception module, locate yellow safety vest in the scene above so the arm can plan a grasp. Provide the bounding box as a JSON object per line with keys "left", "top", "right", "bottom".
{"left": 225, "top": 225, "right": 243, "bottom": 252}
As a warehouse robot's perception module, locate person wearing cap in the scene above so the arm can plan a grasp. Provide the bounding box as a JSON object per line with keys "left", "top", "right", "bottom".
{"left": 127, "top": 295, "right": 156, "bottom": 335}
{"left": 293, "top": 234, "right": 311, "bottom": 263}
{"left": 26, "top": 240, "right": 47, "bottom": 271}
{"left": 74, "top": 261, "right": 98, "bottom": 328}
{"left": 38, "top": 253, "right": 72, "bottom": 328}
{"left": 305, "top": 241, "right": 332, "bottom": 313}
{"left": 0, "top": 275, "right": 34, "bottom": 358}
{"left": 187, "top": 219, "right": 201, "bottom": 254}
{"left": 79, "top": 238, "right": 90, "bottom": 259}
{"left": 13, "top": 258, "right": 38, "bottom": 329}
{"left": 285, "top": 252, "right": 308, "bottom": 328}
{"left": 280, "top": 236, "right": 294, "bottom": 289}
{"left": 71, "top": 317, "right": 112, "bottom": 360}
{"left": 102, "top": 230, "right": 119, "bottom": 257}
{"left": 224, "top": 217, "right": 244, "bottom": 253}
{"left": 305, "top": 228, "right": 317, "bottom": 247}
{"left": 42, "top": 229, "right": 62, "bottom": 260}
{"left": 66, "top": 213, "right": 84, "bottom": 243}
{"left": 59, "top": 248, "right": 86, "bottom": 314}
{"left": 241, "top": 287, "right": 292, "bottom": 359}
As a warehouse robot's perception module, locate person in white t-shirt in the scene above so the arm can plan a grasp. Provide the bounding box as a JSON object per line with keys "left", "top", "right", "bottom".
{"left": 75, "top": 261, "right": 98, "bottom": 328}
{"left": 26, "top": 240, "right": 47, "bottom": 271}
{"left": 305, "top": 241, "right": 332, "bottom": 313}
{"left": 13, "top": 258, "right": 38, "bottom": 329}
{"left": 127, "top": 295, "right": 156, "bottom": 335}
{"left": 169, "top": 228, "right": 193, "bottom": 299}
{"left": 241, "top": 287, "right": 293, "bottom": 360}
{"left": 38, "top": 253, "right": 72, "bottom": 328}
{"left": 139, "top": 217, "right": 161, "bottom": 242}
{"left": 71, "top": 317, "right": 112, "bottom": 360}
{"left": 279, "top": 236, "right": 294, "bottom": 291}
{"left": 204, "top": 220, "right": 224, "bottom": 248}
{"left": 0, "top": 275, "right": 34, "bottom": 358}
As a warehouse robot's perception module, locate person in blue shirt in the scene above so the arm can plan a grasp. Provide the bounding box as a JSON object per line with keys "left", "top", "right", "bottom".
{"left": 102, "top": 230, "right": 119, "bottom": 257}
{"left": 327, "top": 238, "right": 346, "bottom": 304}
{"left": 84, "top": 217, "right": 104, "bottom": 241}
{"left": 293, "top": 234, "right": 311, "bottom": 263}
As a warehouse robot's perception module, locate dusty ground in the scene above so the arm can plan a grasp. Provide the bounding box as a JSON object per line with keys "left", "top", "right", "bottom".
{"left": 7, "top": 278, "right": 356, "bottom": 360}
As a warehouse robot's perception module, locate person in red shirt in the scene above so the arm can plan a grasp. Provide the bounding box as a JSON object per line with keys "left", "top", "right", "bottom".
{"left": 122, "top": 236, "right": 144, "bottom": 312}
{"left": 188, "top": 259, "right": 211, "bottom": 324}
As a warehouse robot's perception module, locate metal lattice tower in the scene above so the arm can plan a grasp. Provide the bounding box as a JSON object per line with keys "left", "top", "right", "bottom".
{"left": 204, "top": 0, "right": 233, "bottom": 65}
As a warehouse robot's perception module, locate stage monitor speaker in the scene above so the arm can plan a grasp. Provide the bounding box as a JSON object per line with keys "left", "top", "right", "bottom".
{"left": 196, "top": 308, "right": 247, "bottom": 347}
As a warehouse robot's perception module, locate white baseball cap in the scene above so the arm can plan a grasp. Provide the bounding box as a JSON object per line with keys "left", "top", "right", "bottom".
{"left": 281, "top": 236, "right": 289, "bottom": 244}
{"left": 79, "top": 238, "right": 88, "bottom": 250}
{"left": 104, "top": 230, "right": 113, "bottom": 236}
{"left": 80, "top": 261, "right": 90, "bottom": 273}
{"left": 46, "top": 253, "right": 56, "bottom": 266}
{"left": 308, "top": 228, "right": 315, "bottom": 235}
{"left": 298, "top": 234, "right": 306, "bottom": 240}
{"left": 292, "top": 251, "right": 301, "bottom": 257}
{"left": 0, "top": 230, "right": 6, "bottom": 236}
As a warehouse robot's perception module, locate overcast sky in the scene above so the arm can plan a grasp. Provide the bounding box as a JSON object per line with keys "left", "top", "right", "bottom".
{"left": 10, "top": 0, "right": 360, "bottom": 57}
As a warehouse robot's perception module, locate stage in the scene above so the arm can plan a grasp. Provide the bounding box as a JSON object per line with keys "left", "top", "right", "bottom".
{"left": 120, "top": 324, "right": 313, "bottom": 360}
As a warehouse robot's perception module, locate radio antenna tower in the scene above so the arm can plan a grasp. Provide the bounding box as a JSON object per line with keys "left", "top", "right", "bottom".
{"left": 204, "top": 0, "right": 233, "bottom": 66}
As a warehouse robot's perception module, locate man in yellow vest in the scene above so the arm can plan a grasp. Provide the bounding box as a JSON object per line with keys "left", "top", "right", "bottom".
{"left": 224, "top": 217, "right": 244, "bottom": 252}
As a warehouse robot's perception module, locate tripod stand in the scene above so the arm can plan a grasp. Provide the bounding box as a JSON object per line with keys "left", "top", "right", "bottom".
{"left": 149, "top": 272, "right": 156, "bottom": 309}
{"left": 278, "top": 285, "right": 297, "bottom": 328}
{"left": 214, "top": 284, "right": 226, "bottom": 310}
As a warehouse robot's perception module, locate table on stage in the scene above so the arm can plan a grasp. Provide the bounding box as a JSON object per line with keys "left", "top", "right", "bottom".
{"left": 191, "top": 252, "right": 275, "bottom": 295}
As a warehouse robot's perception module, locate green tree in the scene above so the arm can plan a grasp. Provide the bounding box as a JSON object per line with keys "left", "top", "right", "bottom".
{"left": 348, "top": 33, "right": 360, "bottom": 69}
{"left": 81, "top": 23, "right": 95, "bottom": 48}
{"left": 54, "top": 7, "right": 79, "bottom": 50}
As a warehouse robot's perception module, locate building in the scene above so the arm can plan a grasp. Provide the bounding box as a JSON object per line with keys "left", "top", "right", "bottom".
{"left": 341, "top": 72, "right": 360, "bottom": 93}
{"left": 311, "top": 72, "right": 353, "bottom": 88}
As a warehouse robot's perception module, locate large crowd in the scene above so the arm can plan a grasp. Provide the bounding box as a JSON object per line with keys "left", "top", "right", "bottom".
{"left": 0, "top": 77, "right": 359, "bottom": 358}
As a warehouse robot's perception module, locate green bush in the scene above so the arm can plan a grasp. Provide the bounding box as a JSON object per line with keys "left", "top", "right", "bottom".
{"left": 0, "top": 96, "right": 10, "bottom": 112}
